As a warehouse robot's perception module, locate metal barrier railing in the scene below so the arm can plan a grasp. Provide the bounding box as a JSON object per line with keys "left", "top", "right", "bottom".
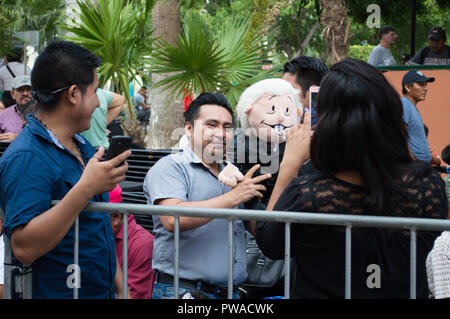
{"left": 3, "top": 201, "right": 450, "bottom": 299}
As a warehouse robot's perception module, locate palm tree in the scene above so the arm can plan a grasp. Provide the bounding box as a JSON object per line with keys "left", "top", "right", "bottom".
{"left": 64, "top": 0, "right": 156, "bottom": 146}
{"left": 320, "top": 0, "right": 351, "bottom": 64}
{"left": 149, "top": 11, "right": 278, "bottom": 111}
{"left": 148, "top": 0, "right": 185, "bottom": 149}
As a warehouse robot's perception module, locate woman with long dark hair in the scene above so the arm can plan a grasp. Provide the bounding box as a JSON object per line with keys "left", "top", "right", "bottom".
{"left": 256, "top": 58, "right": 448, "bottom": 299}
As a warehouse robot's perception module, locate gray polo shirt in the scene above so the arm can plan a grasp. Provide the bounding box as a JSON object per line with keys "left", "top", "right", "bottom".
{"left": 143, "top": 146, "right": 247, "bottom": 285}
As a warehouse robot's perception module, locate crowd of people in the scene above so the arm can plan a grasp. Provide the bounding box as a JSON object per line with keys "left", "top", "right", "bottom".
{"left": 368, "top": 26, "right": 450, "bottom": 67}
{"left": 0, "top": 35, "right": 449, "bottom": 300}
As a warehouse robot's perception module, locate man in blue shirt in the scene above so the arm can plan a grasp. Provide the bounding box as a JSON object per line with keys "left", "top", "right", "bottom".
{"left": 401, "top": 70, "right": 435, "bottom": 163}
{"left": 0, "top": 41, "right": 131, "bottom": 298}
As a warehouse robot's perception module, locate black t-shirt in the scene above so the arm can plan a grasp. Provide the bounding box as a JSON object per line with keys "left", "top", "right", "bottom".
{"left": 255, "top": 169, "right": 448, "bottom": 299}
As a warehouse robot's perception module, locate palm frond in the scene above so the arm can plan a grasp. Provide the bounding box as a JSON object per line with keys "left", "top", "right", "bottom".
{"left": 64, "top": 0, "right": 155, "bottom": 117}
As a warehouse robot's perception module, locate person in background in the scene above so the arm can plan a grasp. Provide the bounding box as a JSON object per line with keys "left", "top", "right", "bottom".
{"left": 408, "top": 27, "right": 450, "bottom": 66}
{"left": 401, "top": 70, "right": 436, "bottom": 164}
{"left": 0, "top": 48, "right": 31, "bottom": 108}
{"left": 134, "top": 86, "right": 151, "bottom": 124}
{"left": 367, "top": 26, "right": 397, "bottom": 67}
{"left": 0, "top": 75, "right": 32, "bottom": 142}
{"left": 109, "top": 184, "right": 155, "bottom": 299}
{"left": 81, "top": 89, "right": 125, "bottom": 148}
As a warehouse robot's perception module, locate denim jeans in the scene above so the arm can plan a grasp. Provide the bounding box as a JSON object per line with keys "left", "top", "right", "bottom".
{"left": 152, "top": 282, "right": 240, "bottom": 299}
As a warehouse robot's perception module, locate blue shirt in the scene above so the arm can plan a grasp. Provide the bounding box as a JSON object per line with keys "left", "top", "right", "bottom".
{"left": 0, "top": 114, "right": 116, "bottom": 299}
{"left": 401, "top": 97, "right": 432, "bottom": 163}
{"left": 143, "top": 146, "right": 247, "bottom": 285}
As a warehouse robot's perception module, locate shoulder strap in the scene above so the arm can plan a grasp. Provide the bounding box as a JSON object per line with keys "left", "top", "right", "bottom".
{"left": 5, "top": 65, "right": 16, "bottom": 78}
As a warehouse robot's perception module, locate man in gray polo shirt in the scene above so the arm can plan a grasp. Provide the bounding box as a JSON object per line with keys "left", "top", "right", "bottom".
{"left": 144, "top": 92, "right": 270, "bottom": 299}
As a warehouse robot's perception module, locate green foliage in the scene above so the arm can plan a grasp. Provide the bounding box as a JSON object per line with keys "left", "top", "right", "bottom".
{"left": 150, "top": 12, "right": 278, "bottom": 109}
{"left": 273, "top": 0, "right": 324, "bottom": 59}
{"left": 0, "top": 0, "right": 66, "bottom": 50}
{"left": 346, "top": 0, "right": 450, "bottom": 62}
{"left": 64, "top": 0, "right": 156, "bottom": 117}
{"left": 347, "top": 44, "right": 375, "bottom": 62}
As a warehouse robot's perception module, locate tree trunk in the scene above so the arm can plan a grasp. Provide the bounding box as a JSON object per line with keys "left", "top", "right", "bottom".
{"left": 294, "top": 21, "right": 320, "bottom": 58}
{"left": 320, "top": 0, "right": 351, "bottom": 65}
{"left": 147, "top": 0, "right": 185, "bottom": 149}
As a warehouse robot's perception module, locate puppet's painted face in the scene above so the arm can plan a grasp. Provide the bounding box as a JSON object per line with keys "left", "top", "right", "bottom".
{"left": 246, "top": 93, "right": 298, "bottom": 143}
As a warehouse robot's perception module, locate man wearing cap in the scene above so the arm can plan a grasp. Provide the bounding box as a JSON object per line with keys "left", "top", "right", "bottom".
{"left": 408, "top": 27, "right": 450, "bottom": 65}
{"left": 401, "top": 70, "right": 436, "bottom": 163}
{"left": 0, "top": 75, "right": 33, "bottom": 142}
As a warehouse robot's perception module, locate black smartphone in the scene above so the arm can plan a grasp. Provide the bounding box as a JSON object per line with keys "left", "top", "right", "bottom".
{"left": 309, "top": 86, "right": 319, "bottom": 126}
{"left": 104, "top": 136, "right": 132, "bottom": 161}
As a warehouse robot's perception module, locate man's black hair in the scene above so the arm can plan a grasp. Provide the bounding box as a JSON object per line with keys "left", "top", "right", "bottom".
{"left": 184, "top": 92, "right": 234, "bottom": 124}
{"left": 31, "top": 40, "right": 101, "bottom": 110}
{"left": 4, "top": 47, "right": 23, "bottom": 63}
{"left": 379, "top": 26, "right": 396, "bottom": 39}
{"left": 442, "top": 145, "right": 450, "bottom": 166}
{"left": 283, "top": 56, "right": 329, "bottom": 98}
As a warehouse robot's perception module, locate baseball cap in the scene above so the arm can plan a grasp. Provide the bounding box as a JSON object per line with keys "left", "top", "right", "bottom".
{"left": 428, "top": 27, "right": 446, "bottom": 40}
{"left": 402, "top": 70, "right": 435, "bottom": 86}
{"left": 12, "top": 75, "right": 31, "bottom": 89}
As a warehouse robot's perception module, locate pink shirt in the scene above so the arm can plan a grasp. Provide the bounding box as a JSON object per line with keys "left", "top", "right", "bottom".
{"left": 115, "top": 214, "right": 154, "bottom": 299}
{"left": 0, "top": 105, "right": 22, "bottom": 134}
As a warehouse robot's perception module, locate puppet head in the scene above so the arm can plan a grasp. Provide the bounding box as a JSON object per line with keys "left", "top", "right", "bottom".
{"left": 236, "top": 78, "right": 302, "bottom": 143}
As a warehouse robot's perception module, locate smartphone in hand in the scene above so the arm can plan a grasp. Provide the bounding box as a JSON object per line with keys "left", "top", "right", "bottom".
{"left": 309, "top": 86, "right": 319, "bottom": 126}
{"left": 104, "top": 136, "right": 132, "bottom": 162}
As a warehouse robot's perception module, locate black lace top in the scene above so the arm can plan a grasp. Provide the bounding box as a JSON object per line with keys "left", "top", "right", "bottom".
{"left": 255, "top": 169, "right": 448, "bottom": 299}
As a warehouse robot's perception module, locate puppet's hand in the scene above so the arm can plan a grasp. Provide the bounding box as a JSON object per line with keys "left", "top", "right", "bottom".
{"left": 219, "top": 162, "right": 244, "bottom": 188}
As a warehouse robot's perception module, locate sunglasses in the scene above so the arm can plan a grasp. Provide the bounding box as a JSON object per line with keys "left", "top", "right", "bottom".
{"left": 32, "top": 85, "right": 71, "bottom": 104}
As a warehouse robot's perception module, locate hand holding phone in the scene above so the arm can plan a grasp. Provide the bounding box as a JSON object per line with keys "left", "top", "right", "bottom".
{"left": 104, "top": 136, "right": 132, "bottom": 163}
{"left": 309, "top": 86, "right": 319, "bottom": 126}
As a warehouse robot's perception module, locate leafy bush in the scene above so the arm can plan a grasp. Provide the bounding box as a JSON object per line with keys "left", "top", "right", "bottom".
{"left": 347, "top": 45, "right": 375, "bottom": 62}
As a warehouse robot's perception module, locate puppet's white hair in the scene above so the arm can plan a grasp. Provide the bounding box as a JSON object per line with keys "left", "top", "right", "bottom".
{"left": 236, "top": 78, "right": 301, "bottom": 132}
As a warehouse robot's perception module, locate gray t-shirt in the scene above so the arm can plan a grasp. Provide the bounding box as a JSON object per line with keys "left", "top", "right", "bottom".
{"left": 368, "top": 44, "right": 397, "bottom": 66}
{"left": 143, "top": 146, "right": 247, "bottom": 285}
{"left": 410, "top": 46, "right": 450, "bottom": 65}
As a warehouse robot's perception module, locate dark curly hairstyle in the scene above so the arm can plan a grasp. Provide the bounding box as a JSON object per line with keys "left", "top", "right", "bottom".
{"left": 283, "top": 56, "right": 329, "bottom": 98}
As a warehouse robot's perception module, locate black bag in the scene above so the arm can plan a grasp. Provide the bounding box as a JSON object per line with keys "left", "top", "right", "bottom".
{"left": 243, "top": 231, "right": 286, "bottom": 288}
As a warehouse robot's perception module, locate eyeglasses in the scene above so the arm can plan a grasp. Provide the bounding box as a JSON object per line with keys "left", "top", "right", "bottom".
{"left": 32, "top": 85, "right": 71, "bottom": 104}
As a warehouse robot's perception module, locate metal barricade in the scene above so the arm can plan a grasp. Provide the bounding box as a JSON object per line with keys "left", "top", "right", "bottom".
{"left": 3, "top": 201, "right": 450, "bottom": 299}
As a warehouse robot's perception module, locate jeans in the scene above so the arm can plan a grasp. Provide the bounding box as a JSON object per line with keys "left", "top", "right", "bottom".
{"left": 152, "top": 282, "right": 240, "bottom": 299}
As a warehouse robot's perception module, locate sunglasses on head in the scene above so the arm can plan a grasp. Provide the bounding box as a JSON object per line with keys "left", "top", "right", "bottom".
{"left": 32, "top": 85, "right": 71, "bottom": 104}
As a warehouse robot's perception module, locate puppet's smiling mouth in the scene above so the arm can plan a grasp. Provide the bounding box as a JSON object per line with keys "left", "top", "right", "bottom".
{"left": 261, "top": 121, "right": 292, "bottom": 135}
